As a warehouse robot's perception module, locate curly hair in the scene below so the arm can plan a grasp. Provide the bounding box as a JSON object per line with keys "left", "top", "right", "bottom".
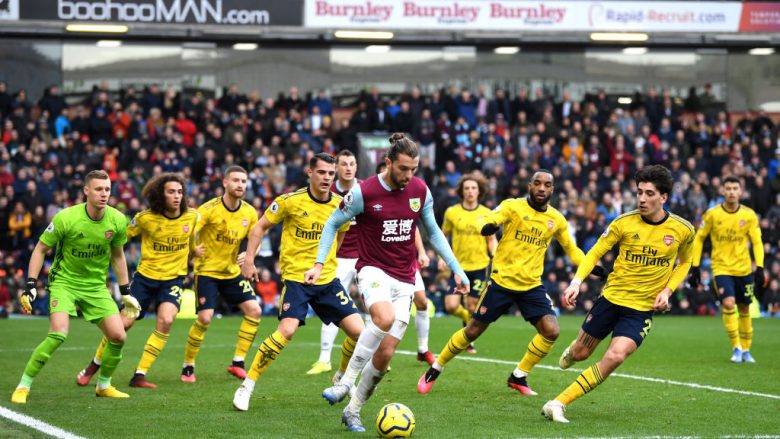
{"left": 456, "top": 173, "right": 487, "bottom": 201}
{"left": 635, "top": 165, "right": 674, "bottom": 195}
{"left": 141, "top": 173, "right": 188, "bottom": 215}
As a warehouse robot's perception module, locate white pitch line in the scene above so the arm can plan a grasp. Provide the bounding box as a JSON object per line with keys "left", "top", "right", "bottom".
{"left": 395, "top": 350, "right": 780, "bottom": 400}
{"left": 0, "top": 406, "right": 87, "bottom": 439}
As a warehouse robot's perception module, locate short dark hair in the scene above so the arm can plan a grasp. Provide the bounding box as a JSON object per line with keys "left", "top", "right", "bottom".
{"left": 531, "top": 169, "right": 554, "bottom": 183}
{"left": 142, "top": 173, "right": 188, "bottom": 215}
{"left": 457, "top": 173, "right": 487, "bottom": 201}
{"left": 224, "top": 165, "right": 247, "bottom": 178}
{"left": 336, "top": 150, "right": 355, "bottom": 164}
{"left": 635, "top": 165, "right": 674, "bottom": 195}
{"left": 387, "top": 132, "right": 419, "bottom": 161}
{"left": 723, "top": 175, "right": 741, "bottom": 186}
{"left": 310, "top": 152, "right": 336, "bottom": 168}
{"left": 85, "top": 170, "right": 110, "bottom": 186}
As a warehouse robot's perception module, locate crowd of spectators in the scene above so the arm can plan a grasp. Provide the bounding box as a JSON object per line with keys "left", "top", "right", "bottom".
{"left": 1, "top": 79, "right": 779, "bottom": 319}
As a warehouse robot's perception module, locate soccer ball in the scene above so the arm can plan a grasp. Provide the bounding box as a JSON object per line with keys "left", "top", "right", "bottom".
{"left": 375, "top": 403, "right": 415, "bottom": 438}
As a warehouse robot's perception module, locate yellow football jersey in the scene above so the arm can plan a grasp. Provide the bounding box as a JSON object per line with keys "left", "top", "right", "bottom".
{"left": 692, "top": 204, "right": 764, "bottom": 277}
{"left": 442, "top": 203, "right": 493, "bottom": 271}
{"left": 194, "top": 197, "right": 258, "bottom": 279}
{"left": 128, "top": 208, "right": 199, "bottom": 280}
{"left": 486, "top": 198, "right": 584, "bottom": 291}
{"left": 264, "top": 188, "right": 348, "bottom": 285}
{"left": 576, "top": 210, "right": 695, "bottom": 311}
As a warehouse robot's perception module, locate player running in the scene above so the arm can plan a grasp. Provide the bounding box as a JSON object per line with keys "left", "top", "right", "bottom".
{"left": 12, "top": 170, "right": 141, "bottom": 403}
{"left": 543, "top": 165, "right": 694, "bottom": 423}
{"left": 306, "top": 133, "right": 469, "bottom": 432}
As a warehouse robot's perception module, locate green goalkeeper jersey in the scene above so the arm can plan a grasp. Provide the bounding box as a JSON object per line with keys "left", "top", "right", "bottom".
{"left": 40, "top": 203, "right": 128, "bottom": 291}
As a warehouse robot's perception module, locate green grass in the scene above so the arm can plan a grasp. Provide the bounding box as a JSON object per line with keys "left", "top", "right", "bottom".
{"left": 1, "top": 315, "right": 779, "bottom": 438}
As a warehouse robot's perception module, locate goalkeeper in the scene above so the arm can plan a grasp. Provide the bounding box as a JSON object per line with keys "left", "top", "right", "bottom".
{"left": 11, "top": 170, "right": 141, "bottom": 404}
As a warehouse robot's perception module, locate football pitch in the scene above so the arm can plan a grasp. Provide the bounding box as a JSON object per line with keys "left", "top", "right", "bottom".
{"left": 1, "top": 315, "right": 778, "bottom": 438}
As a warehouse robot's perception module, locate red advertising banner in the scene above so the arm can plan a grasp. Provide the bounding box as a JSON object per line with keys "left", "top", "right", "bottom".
{"left": 739, "top": 2, "right": 780, "bottom": 32}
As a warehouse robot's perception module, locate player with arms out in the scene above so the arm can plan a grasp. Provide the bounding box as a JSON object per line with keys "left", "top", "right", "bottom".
{"left": 543, "top": 165, "right": 694, "bottom": 423}
{"left": 76, "top": 173, "right": 200, "bottom": 388}
{"left": 308, "top": 150, "right": 364, "bottom": 376}
{"left": 180, "top": 166, "right": 262, "bottom": 382}
{"left": 440, "top": 173, "right": 498, "bottom": 354}
{"left": 689, "top": 175, "right": 767, "bottom": 363}
{"left": 232, "top": 153, "right": 365, "bottom": 411}
{"left": 12, "top": 170, "right": 141, "bottom": 403}
{"left": 418, "top": 170, "right": 602, "bottom": 396}
{"left": 306, "top": 133, "right": 469, "bottom": 432}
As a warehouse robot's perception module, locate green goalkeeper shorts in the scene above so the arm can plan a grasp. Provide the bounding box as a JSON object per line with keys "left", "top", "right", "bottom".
{"left": 48, "top": 285, "right": 120, "bottom": 323}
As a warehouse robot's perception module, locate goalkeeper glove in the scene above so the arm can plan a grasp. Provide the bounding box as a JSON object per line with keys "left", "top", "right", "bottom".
{"left": 591, "top": 265, "right": 609, "bottom": 281}
{"left": 119, "top": 284, "right": 141, "bottom": 320}
{"left": 755, "top": 267, "right": 767, "bottom": 289}
{"left": 21, "top": 277, "right": 37, "bottom": 314}
{"left": 688, "top": 266, "right": 701, "bottom": 289}
{"left": 481, "top": 223, "right": 499, "bottom": 236}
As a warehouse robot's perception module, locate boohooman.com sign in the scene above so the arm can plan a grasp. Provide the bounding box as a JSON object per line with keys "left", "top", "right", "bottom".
{"left": 17, "top": 0, "right": 302, "bottom": 25}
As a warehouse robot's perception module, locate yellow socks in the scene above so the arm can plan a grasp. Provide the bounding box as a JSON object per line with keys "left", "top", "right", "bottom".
{"left": 435, "top": 328, "right": 471, "bottom": 368}
{"left": 722, "top": 307, "right": 740, "bottom": 349}
{"left": 517, "top": 334, "right": 555, "bottom": 374}
{"left": 738, "top": 311, "right": 752, "bottom": 351}
{"left": 136, "top": 330, "right": 169, "bottom": 374}
{"left": 452, "top": 305, "right": 471, "bottom": 325}
{"left": 339, "top": 337, "right": 357, "bottom": 373}
{"left": 247, "top": 330, "right": 289, "bottom": 382}
{"left": 93, "top": 337, "right": 108, "bottom": 365}
{"left": 183, "top": 320, "right": 209, "bottom": 365}
{"left": 234, "top": 316, "right": 260, "bottom": 362}
{"left": 557, "top": 364, "right": 604, "bottom": 406}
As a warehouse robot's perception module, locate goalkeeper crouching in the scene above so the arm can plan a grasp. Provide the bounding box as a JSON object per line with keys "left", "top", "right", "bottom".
{"left": 11, "top": 170, "right": 141, "bottom": 404}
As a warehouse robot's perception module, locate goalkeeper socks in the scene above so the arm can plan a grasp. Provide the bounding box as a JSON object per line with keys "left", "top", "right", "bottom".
{"left": 246, "top": 330, "right": 289, "bottom": 383}
{"left": 233, "top": 315, "right": 260, "bottom": 362}
{"left": 319, "top": 322, "right": 339, "bottom": 363}
{"left": 415, "top": 307, "right": 430, "bottom": 353}
{"left": 340, "top": 321, "right": 385, "bottom": 387}
{"left": 722, "top": 307, "right": 740, "bottom": 349}
{"left": 452, "top": 305, "right": 471, "bottom": 325}
{"left": 23, "top": 332, "right": 67, "bottom": 380}
{"left": 183, "top": 320, "right": 209, "bottom": 365}
{"left": 348, "top": 360, "right": 386, "bottom": 412}
{"left": 97, "top": 340, "right": 124, "bottom": 388}
{"left": 136, "top": 330, "right": 169, "bottom": 375}
{"left": 435, "top": 328, "right": 471, "bottom": 369}
{"left": 738, "top": 311, "right": 753, "bottom": 351}
{"left": 338, "top": 336, "right": 358, "bottom": 374}
{"left": 93, "top": 336, "right": 108, "bottom": 366}
{"left": 516, "top": 334, "right": 556, "bottom": 375}
{"left": 557, "top": 364, "right": 604, "bottom": 406}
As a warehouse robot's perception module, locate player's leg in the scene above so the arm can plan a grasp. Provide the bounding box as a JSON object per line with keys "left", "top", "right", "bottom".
{"left": 444, "top": 275, "right": 471, "bottom": 324}
{"left": 234, "top": 280, "right": 315, "bottom": 411}
{"left": 509, "top": 288, "right": 560, "bottom": 396}
{"left": 559, "top": 329, "right": 603, "bottom": 369}
{"left": 413, "top": 270, "right": 433, "bottom": 365}
{"left": 715, "top": 276, "right": 742, "bottom": 361}
{"left": 325, "top": 267, "right": 395, "bottom": 404}
{"left": 545, "top": 304, "right": 648, "bottom": 423}
{"left": 333, "top": 313, "right": 364, "bottom": 382}
{"left": 344, "top": 287, "right": 412, "bottom": 432}
{"left": 464, "top": 268, "right": 487, "bottom": 353}
{"left": 182, "top": 275, "right": 216, "bottom": 382}
{"left": 12, "top": 312, "right": 70, "bottom": 404}
{"left": 737, "top": 275, "right": 756, "bottom": 363}
{"left": 309, "top": 259, "right": 357, "bottom": 375}
{"left": 131, "top": 286, "right": 180, "bottom": 389}
{"left": 228, "top": 276, "right": 262, "bottom": 379}
{"left": 94, "top": 313, "right": 129, "bottom": 398}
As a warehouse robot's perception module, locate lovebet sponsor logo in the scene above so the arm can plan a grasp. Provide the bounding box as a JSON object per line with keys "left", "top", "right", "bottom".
{"left": 57, "top": 0, "right": 271, "bottom": 25}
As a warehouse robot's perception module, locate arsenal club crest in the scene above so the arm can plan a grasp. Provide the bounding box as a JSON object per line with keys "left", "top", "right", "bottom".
{"left": 479, "top": 306, "right": 487, "bottom": 315}
{"left": 283, "top": 302, "right": 291, "bottom": 311}
{"left": 739, "top": 220, "right": 746, "bottom": 228}
{"left": 52, "top": 300, "right": 58, "bottom": 308}
{"left": 242, "top": 219, "right": 249, "bottom": 227}
{"left": 548, "top": 220, "right": 555, "bottom": 231}
{"left": 183, "top": 224, "right": 190, "bottom": 233}
{"left": 663, "top": 235, "right": 674, "bottom": 246}
{"left": 105, "top": 230, "right": 113, "bottom": 240}
{"left": 409, "top": 197, "right": 421, "bottom": 212}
